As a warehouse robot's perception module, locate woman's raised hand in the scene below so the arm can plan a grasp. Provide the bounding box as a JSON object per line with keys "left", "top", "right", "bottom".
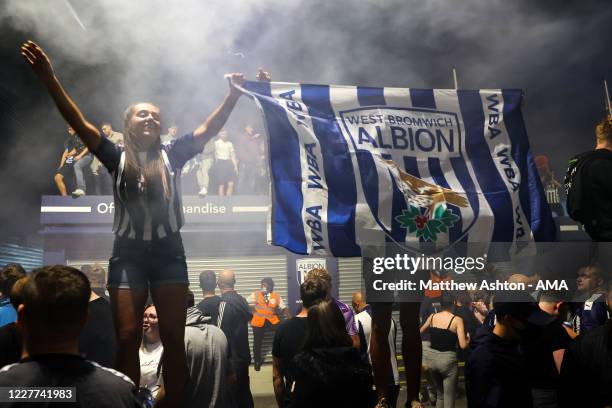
{"left": 224, "top": 73, "right": 246, "bottom": 98}
{"left": 21, "top": 41, "right": 55, "bottom": 82}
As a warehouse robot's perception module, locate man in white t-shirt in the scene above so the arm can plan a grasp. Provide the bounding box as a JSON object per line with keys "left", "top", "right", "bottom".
{"left": 352, "top": 291, "right": 400, "bottom": 408}
{"left": 212, "top": 130, "right": 238, "bottom": 196}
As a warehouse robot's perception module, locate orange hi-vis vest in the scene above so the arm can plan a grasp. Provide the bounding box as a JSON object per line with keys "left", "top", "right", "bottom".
{"left": 251, "top": 291, "right": 281, "bottom": 327}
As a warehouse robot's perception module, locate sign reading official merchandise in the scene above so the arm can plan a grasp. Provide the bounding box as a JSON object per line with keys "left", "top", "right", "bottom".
{"left": 40, "top": 195, "right": 268, "bottom": 225}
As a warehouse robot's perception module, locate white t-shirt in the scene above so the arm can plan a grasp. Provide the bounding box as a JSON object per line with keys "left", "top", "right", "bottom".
{"left": 355, "top": 309, "right": 399, "bottom": 385}
{"left": 139, "top": 341, "right": 163, "bottom": 397}
{"left": 214, "top": 139, "right": 234, "bottom": 161}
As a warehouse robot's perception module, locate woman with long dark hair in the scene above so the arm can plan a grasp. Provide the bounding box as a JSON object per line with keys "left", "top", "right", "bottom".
{"left": 289, "top": 299, "right": 375, "bottom": 408}
{"left": 21, "top": 40, "right": 245, "bottom": 407}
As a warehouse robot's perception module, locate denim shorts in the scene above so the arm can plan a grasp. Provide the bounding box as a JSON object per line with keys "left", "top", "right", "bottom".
{"left": 107, "top": 233, "right": 188, "bottom": 290}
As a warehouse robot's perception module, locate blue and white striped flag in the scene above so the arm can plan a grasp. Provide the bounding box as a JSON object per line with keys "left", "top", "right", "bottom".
{"left": 243, "top": 81, "right": 556, "bottom": 257}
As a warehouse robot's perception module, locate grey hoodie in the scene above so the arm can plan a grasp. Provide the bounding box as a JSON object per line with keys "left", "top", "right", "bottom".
{"left": 182, "top": 307, "right": 230, "bottom": 408}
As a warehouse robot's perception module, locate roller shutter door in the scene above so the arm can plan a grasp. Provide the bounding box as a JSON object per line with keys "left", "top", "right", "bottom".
{"left": 68, "top": 255, "right": 288, "bottom": 365}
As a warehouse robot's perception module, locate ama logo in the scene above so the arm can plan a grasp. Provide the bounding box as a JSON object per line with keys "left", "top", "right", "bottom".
{"left": 339, "top": 106, "right": 479, "bottom": 248}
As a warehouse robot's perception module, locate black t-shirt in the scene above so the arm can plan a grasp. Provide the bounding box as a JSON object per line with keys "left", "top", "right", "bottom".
{"left": 523, "top": 321, "right": 572, "bottom": 389}
{"left": 196, "top": 295, "right": 221, "bottom": 326}
{"left": 79, "top": 297, "right": 116, "bottom": 368}
{"left": 0, "top": 354, "right": 140, "bottom": 407}
{"left": 272, "top": 317, "right": 309, "bottom": 386}
{"left": 0, "top": 323, "right": 21, "bottom": 369}
{"left": 64, "top": 136, "right": 87, "bottom": 156}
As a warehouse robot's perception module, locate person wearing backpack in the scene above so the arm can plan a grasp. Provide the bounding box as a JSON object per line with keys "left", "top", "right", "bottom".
{"left": 565, "top": 116, "right": 612, "bottom": 241}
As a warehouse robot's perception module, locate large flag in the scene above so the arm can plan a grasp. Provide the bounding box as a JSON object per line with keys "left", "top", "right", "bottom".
{"left": 243, "top": 81, "right": 556, "bottom": 257}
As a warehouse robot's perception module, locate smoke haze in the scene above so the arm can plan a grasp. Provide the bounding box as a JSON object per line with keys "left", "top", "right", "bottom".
{"left": 0, "top": 0, "right": 610, "bottom": 238}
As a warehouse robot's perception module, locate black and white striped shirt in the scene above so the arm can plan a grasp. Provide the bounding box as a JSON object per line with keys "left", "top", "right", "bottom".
{"left": 94, "top": 134, "right": 201, "bottom": 241}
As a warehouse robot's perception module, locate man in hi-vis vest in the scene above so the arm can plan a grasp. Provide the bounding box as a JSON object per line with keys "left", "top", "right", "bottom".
{"left": 250, "top": 277, "right": 290, "bottom": 371}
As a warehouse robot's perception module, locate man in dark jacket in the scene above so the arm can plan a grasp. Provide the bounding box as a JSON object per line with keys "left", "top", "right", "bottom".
{"left": 466, "top": 295, "right": 555, "bottom": 408}
{"left": 217, "top": 269, "right": 254, "bottom": 408}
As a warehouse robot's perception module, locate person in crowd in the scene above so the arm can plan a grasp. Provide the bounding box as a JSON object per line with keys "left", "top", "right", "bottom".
{"left": 559, "top": 280, "right": 612, "bottom": 408}
{"left": 250, "top": 277, "right": 290, "bottom": 371}
{"left": 1, "top": 265, "right": 118, "bottom": 369}
{"left": 236, "top": 125, "right": 265, "bottom": 194}
{"left": 565, "top": 115, "right": 612, "bottom": 241}
{"left": 0, "top": 265, "right": 140, "bottom": 407}
{"left": 524, "top": 290, "right": 574, "bottom": 408}
{"left": 157, "top": 290, "right": 229, "bottom": 407}
{"left": 419, "top": 291, "right": 469, "bottom": 408}
{"left": 196, "top": 134, "right": 217, "bottom": 196}
{"left": 139, "top": 304, "right": 163, "bottom": 399}
{"left": 54, "top": 125, "right": 79, "bottom": 196}
{"left": 352, "top": 291, "right": 400, "bottom": 408}
{"left": 212, "top": 130, "right": 238, "bottom": 196}
{"left": 466, "top": 292, "right": 555, "bottom": 408}
{"left": 101, "top": 121, "right": 124, "bottom": 145}
{"left": 453, "top": 291, "right": 480, "bottom": 343}
{"left": 471, "top": 290, "right": 491, "bottom": 326}
{"left": 366, "top": 259, "right": 427, "bottom": 408}
{"left": 79, "top": 265, "right": 117, "bottom": 368}
{"left": 289, "top": 299, "right": 375, "bottom": 407}
{"left": 85, "top": 263, "right": 109, "bottom": 300}
{"left": 571, "top": 264, "right": 608, "bottom": 335}
{"left": 162, "top": 124, "right": 199, "bottom": 191}
{"left": 0, "top": 267, "right": 25, "bottom": 368}
{"left": 305, "top": 267, "right": 360, "bottom": 348}
{"left": 273, "top": 278, "right": 327, "bottom": 408}
{"left": 67, "top": 125, "right": 94, "bottom": 198}
{"left": 94, "top": 122, "right": 125, "bottom": 195}
{"left": 160, "top": 124, "right": 178, "bottom": 144}
{"left": 0, "top": 316, "right": 20, "bottom": 369}
{"left": 419, "top": 288, "right": 443, "bottom": 407}
{"left": 535, "top": 155, "right": 564, "bottom": 217}
{"left": 197, "top": 270, "right": 222, "bottom": 325}
{"left": 217, "top": 269, "right": 254, "bottom": 408}
{"left": 21, "top": 40, "right": 247, "bottom": 407}
{"left": 0, "top": 264, "right": 26, "bottom": 327}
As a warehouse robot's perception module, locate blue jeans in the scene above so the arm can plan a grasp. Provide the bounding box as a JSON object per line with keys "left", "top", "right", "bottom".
{"left": 74, "top": 154, "right": 93, "bottom": 191}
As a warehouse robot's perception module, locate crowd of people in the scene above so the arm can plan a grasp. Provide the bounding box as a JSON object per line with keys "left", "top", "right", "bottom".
{"left": 1, "top": 261, "right": 611, "bottom": 407}
{"left": 10, "top": 39, "right": 612, "bottom": 408}
{"left": 53, "top": 121, "right": 267, "bottom": 198}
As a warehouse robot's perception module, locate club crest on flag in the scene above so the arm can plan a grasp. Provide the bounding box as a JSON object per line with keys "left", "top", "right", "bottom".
{"left": 338, "top": 106, "right": 476, "bottom": 247}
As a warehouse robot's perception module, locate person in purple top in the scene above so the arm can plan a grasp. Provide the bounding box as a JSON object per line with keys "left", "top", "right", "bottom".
{"left": 305, "top": 268, "right": 360, "bottom": 348}
{"left": 21, "top": 40, "right": 249, "bottom": 407}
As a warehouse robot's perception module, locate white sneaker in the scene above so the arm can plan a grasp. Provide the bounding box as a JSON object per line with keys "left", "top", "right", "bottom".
{"left": 71, "top": 189, "right": 85, "bottom": 198}
{"left": 198, "top": 188, "right": 207, "bottom": 197}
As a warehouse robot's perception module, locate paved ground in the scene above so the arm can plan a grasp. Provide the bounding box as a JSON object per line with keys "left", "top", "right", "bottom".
{"left": 250, "top": 365, "right": 467, "bottom": 408}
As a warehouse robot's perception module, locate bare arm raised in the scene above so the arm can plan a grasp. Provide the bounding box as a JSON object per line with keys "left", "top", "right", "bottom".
{"left": 192, "top": 73, "right": 245, "bottom": 149}
{"left": 192, "top": 68, "right": 271, "bottom": 149}
{"left": 21, "top": 41, "right": 101, "bottom": 150}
